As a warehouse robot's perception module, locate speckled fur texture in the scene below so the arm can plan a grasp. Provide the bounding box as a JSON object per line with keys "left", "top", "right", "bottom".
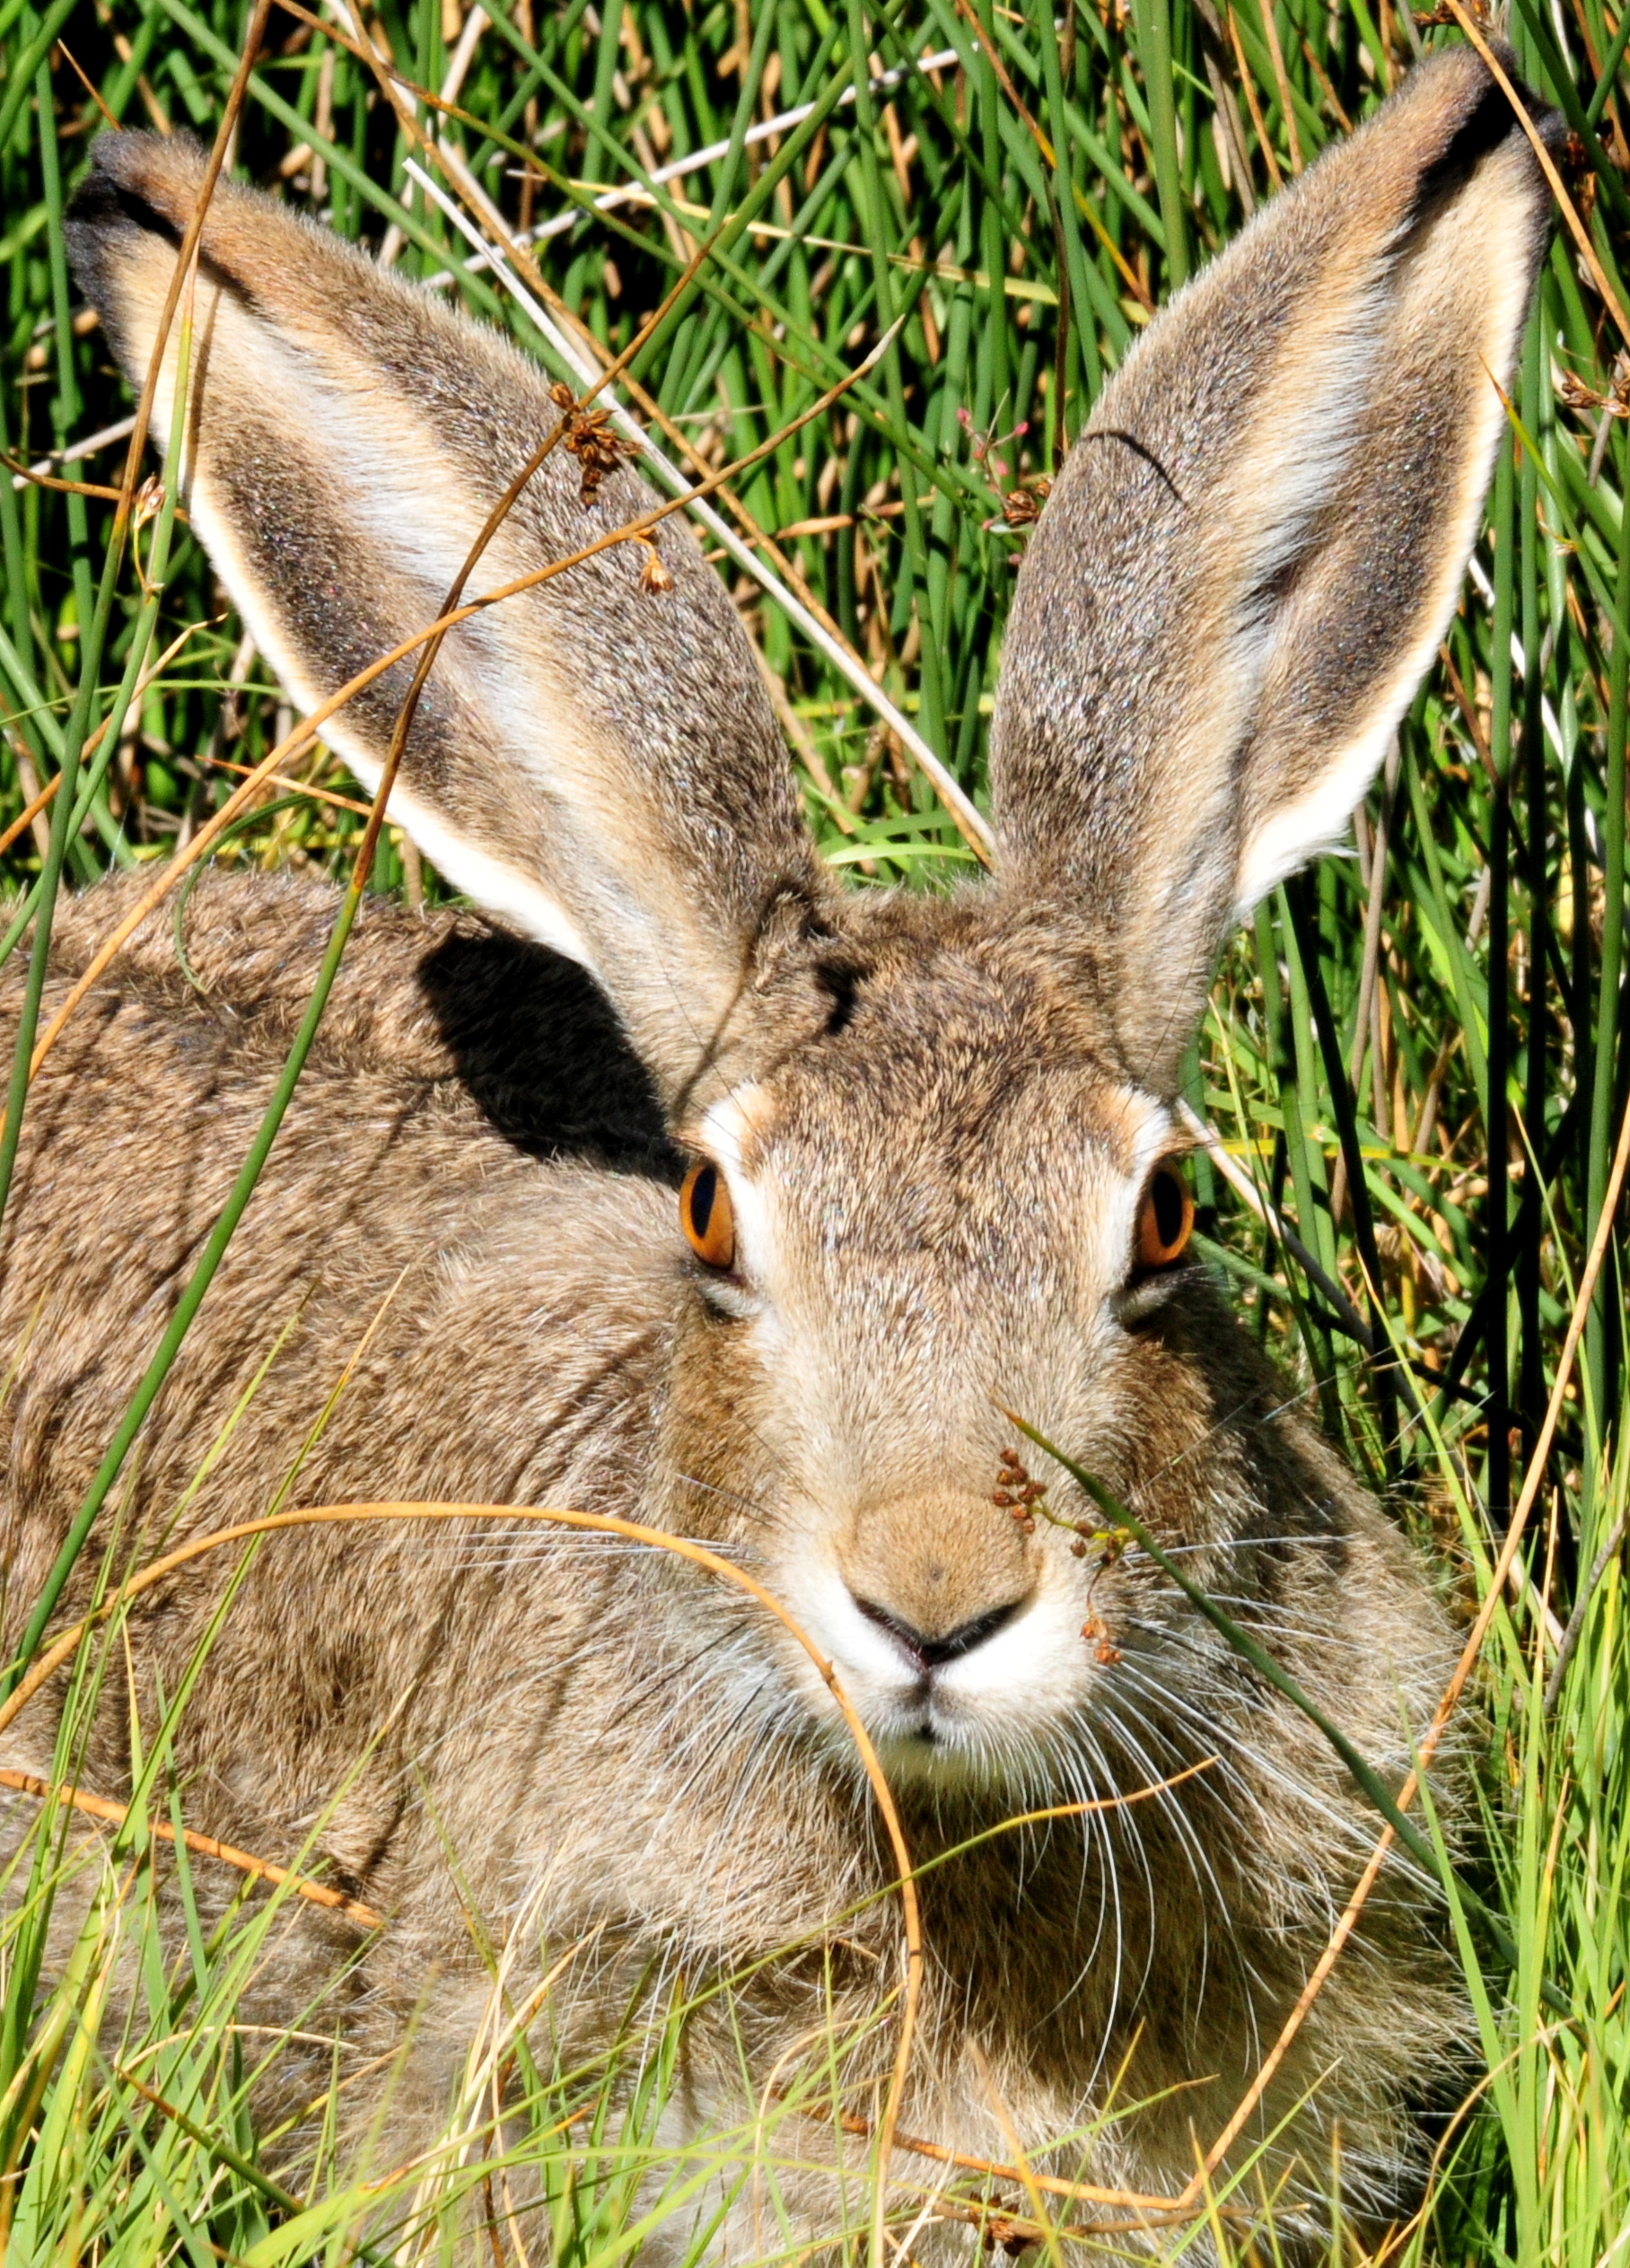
{"left": 0, "top": 48, "right": 1556, "bottom": 2258}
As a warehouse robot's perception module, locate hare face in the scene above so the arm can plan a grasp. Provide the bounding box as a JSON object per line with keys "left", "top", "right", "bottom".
{"left": 655, "top": 906, "right": 1208, "bottom": 1789}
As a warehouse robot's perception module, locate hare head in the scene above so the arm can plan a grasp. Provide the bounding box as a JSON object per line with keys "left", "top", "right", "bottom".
{"left": 48, "top": 42, "right": 1556, "bottom": 2216}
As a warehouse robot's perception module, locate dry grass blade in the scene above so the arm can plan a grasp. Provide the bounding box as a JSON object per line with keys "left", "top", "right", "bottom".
{"left": 0, "top": 1764, "right": 381, "bottom": 1926}
{"left": 812, "top": 2094, "right": 1218, "bottom": 2218}
{"left": 0, "top": 777, "right": 58, "bottom": 863}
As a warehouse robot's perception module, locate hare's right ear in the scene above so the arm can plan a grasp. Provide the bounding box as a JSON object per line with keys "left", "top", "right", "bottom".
{"left": 990, "top": 49, "right": 1558, "bottom": 1093}
{"left": 66, "top": 134, "right": 836, "bottom": 1112}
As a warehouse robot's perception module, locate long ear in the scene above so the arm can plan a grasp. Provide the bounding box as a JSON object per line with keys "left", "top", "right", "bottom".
{"left": 988, "top": 48, "right": 1557, "bottom": 1092}
{"left": 66, "top": 133, "right": 836, "bottom": 1112}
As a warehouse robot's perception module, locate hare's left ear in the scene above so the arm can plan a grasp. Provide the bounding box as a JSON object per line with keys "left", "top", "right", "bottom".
{"left": 989, "top": 48, "right": 1559, "bottom": 1091}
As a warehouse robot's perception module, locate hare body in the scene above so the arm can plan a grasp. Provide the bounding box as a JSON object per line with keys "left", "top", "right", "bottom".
{"left": 1, "top": 48, "right": 1557, "bottom": 2250}
{"left": 2, "top": 875, "right": 1459, "bottom": 2222}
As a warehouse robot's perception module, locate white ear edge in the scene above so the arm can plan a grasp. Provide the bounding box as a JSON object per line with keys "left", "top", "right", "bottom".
{"left": 180, "top": 486, "right": 602, "bottom": 978}
{"left": 1173, "top": 259, "right": 1394, "bottom": 923}
{"left": 1233, "top": 706, "right": 1398, "bottom": 917}
{"left": 350, "top": 762, "right": 602, "bottom": 976}
{"left": 162, "top": 345, "right": 604, "bottom": 980}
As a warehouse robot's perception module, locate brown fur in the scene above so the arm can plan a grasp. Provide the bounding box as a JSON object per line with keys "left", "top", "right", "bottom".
{"left": 0, "top": 48, "right": 1556, "bottom": 2255}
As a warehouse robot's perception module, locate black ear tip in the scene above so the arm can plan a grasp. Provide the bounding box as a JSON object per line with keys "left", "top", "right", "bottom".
{"left": 67, "top": 127, "right": 207, "bottom": 231}
{"left": 63, "top": 153, "right": 127, "bottom": 306}
{"left": 73, "top": 126, "right": 169, "bottom": 205}
{"left": 1477, "top": 41, "right": 1568, "bottom": 161}
{"left": 65, "top": 129, "right": 197, "bottom": 304}
{"left": 1406, "top": 42, "right": 1564, "bottom": 227}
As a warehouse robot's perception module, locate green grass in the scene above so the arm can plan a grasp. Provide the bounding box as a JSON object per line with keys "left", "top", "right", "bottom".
{"left": 0, "top": 0, "right": 1627, "bottom": 2258}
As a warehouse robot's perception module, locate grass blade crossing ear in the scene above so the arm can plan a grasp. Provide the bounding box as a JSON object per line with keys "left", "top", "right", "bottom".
{"left": 988, "top": 48, "right": 1559, "bottom": 1092}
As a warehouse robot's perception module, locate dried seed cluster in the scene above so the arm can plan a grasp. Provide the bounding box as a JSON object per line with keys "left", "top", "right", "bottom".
{"left": 992, "top": 1446, "right": 1047, "bottom": 1534}
{"left": 548, "top": 381, "right": 643, "bottom": 503}
{"left": 1556, "top": 355, "right": 1630, "bottom": 419}
{"left": 992, "top": 1448, "right": 1132, "bottom": 1665}
{"left": 978, "top": 2207, "right": 1035, "bottom": 2257}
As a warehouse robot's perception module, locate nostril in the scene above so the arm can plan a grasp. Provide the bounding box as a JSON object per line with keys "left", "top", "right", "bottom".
{"left": 853, "top": 1595, "right": 1024, "bottom": 1673}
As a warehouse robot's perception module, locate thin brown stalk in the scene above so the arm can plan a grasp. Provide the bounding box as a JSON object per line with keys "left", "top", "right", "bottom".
{"left": 1225, "top": 5, "right": 1283, "bottom": 188}
{"left": 206, "top": 758, "right": 372, "bottom": 818}
{"left": 0, "top": 776, "right": 58, "bottom": 862}
{"left": 816, "top": 2083, "right": 1221, "bottom": 2217}
{"left": 1182, "top": 1826, "right": 1391, "bottom": 2191}
{"left": 1299, "top": 33, "right": 1353, "bottom": 130}
{"left": 0, "top": 1764, "right": 381, "bottom": 1926}
{"left": 56, "top": 38, "right": 120, "bottom": 130}
{"left": 1253, "top": 0, "right": 1301, "bottom": 171}
{"left": 0, "top": 457, "right": 127, "bottom": 504}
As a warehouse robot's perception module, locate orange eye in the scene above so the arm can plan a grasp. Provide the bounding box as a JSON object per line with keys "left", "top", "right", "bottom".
{"left": 1135, "top": 1162, "right": 1194, "bottom": 1272}
{"left": 680, "top": 1159, "right": 737, "bottom": 1272}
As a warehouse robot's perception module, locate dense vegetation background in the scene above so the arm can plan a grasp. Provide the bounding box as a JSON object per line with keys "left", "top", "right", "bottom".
{"left": 0, "top": 0, "right": 1626, "bottom": 2255}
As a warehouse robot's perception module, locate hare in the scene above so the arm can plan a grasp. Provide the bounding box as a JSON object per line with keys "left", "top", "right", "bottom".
{"left": 0, "top": 43, "right": 1554, "bottom": 2254}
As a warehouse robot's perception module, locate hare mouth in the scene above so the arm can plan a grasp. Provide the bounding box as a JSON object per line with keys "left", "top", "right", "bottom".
{"left": 791, "top": 1565, "right": 1082, "bottom": 1785}
{"left": 837, "top": 1664, "right": 1049, "bottom": 1789}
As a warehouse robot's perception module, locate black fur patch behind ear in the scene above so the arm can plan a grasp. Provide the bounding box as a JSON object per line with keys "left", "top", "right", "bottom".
{"left": 65, "top": 134, "right": 191, "bottom": 307}
{"left": 417, "top": 924, "right": 679, "bottom": 1177}
{"left": 818, "top": 961, "right": 863, "bottom": 1036}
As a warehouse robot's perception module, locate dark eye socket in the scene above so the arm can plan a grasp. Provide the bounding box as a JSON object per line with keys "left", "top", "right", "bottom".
{"left": 1135, "top": 1161, "right": 1194, "bottom": 1273}
{"left": 680, "top": 1159, "right": 737, "bottom": 1271}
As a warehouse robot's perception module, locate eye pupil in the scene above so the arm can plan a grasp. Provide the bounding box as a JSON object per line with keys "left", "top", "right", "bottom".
{"left": 1152, "top": 1168, "right": 1183, "bottom": 1248}
{"left": 689, "top": 1165, "right": 716, "bottom": 1239}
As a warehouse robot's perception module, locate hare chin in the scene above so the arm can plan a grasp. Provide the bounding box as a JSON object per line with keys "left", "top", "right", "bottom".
{"left": 863, "top": 1707, "right": 1044, "bottom": 1796}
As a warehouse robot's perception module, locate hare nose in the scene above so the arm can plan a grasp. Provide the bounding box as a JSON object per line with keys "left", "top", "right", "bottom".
{"left": 852, "top": 1594, "right": 1023, "bottom": 1676}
